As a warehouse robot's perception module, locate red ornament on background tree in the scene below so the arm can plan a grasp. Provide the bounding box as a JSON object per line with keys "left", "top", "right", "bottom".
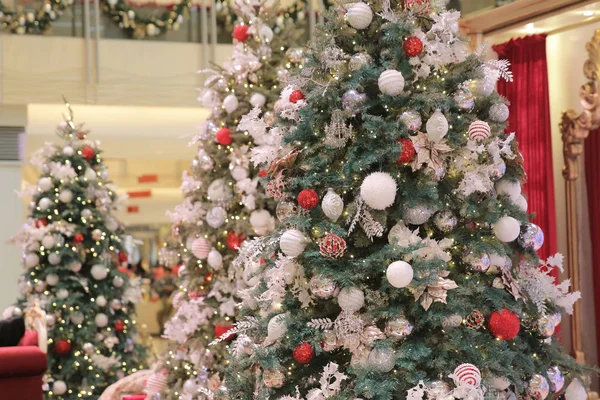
{"left": 81, "top": 147, "right": 95, "bottom": 161}
{"left": 55, "top": 339, "right": 71, "bottom": 355}
{"left": 118, "top": 251, "right": 128, "bottom": 264}
{"left": 258, "top": 169, "right": 268, "bottom": 178}
{"left": 35, "top": 218, "right": 49, "bottom": 228}
{"left": 403, "top": 36, "right": 424, "bottom": 57}
{"left": 74, "top": 233, "right": 84, "bottom": 243}
{"left": 289, "top": 90, "right": 305, "bottom": 104}
{"left": 214, "top": 324, "right": 235, "bottom": 341}
{"left": 204, "top": 271, "right": 213, "bottom": 283}
{"left": 226, "top": 231, "right": 246, "bottom": 251}
{"left": 292, "top": 342, "right": 314, "bottom": 364}
{"left": 233, "top": 25, "right": 250, "bottom": 42}
{"left": 319, "top": 233, "right": 347, "bottom": 259}
{"left": 114, "top": 320, "right": 125, "bottom": 332}
{"left": 216, "top": 128, "right": 233, "bottom": 146}
{"left": 76, "top": 131, "right": 86, "bottom": 140}
{"left": 397, "top": 138, "right": 416, "bottom": 164}
{"left": 297, "top": 189, "right": 319, "bottom": 210}
{"left": 488, "top": 309, "right": 520, "bottom": 340}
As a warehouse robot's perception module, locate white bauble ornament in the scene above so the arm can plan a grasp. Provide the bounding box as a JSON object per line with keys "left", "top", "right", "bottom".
{"left": 378, "top": 70, "right": 405, "bottom": 96}
{"left": 468, "top": 121, "right": 491, "bottom": 142}
{"left": 105, "top": 216, "right": 119, "bottom": 232}
{"left": 206, "top": 206, "right": 227, "bottom": 228}
{"left": 231, "top": 165, "right": 249, "bottom": 181}
{"left": 96, "top": 295, "right": 107, "bottom": 307}
{"left": 223, "top": 94, "right": 239, "bottom": 114}
{"left": 46, "top": 273, "right": 59, "bottom": 286}
{"left": 513, "top": 194, "right": 528, "bottom": 212}
{"left": 493, "top": 216, "right": 521, "bottom": 243}
{"left": 426, "top": 109, "right": 449, "bottom": 143}
{"left": 280, "top": 229, "right": 308, "bottom": 257}
{"left": 360, "top": 172, "right": 397, "bottom": 210}
{"left": 84, "top": 168, "right": 97, "bottom": 181}
{"left": 265, "top": 313, "right": 288, "bottom": 345}
{"left": 53, "top": 381, "right": 67, "bottom": 395}
{"left": 70, "top": 311, "right": 84, "bottom": 325}
{"left": 207, "top": 248, "right": 223, "bottom": 269}
{"left": 112, "top": 276, "right": 124, "bottom": 288}
{"left": 63, "top": 146, "right": 74, "bottom": 156}
{"left": 70, "top": 262, "right": 82, "bottom": 272}
{"left": 386, "top": 261, "right": 414, "bottom": 288}
{"left": 48, "top": 253, "right": 61, "bottom": 265}
{"left": 91, "top": 264, "right": 108, "bottom": 280}
{"left": 25, "top": 253, "right": 40, "bottom": 268}
{"left": 58, "top": 189, "right": 73, "bottom": 203}
{"left": 496, "top": 179, "right": 521, "bottom": 199}
{"left": 250, "top": 210, "right": 275, "bottom": 235}
{"left": 207, "top": 179, "right": 232, "bottom": 202}
{"left": 178, "top": 265, "right": 187, "bottom": 277}
{"left": 38, "top": 177, "right": 53, "bottom": 192}
{"left": 95, "top": 313, "right": 109, "bottom": 327}
{"left": 81, "top": 208, "right": 93, "bottom": 219}
{"left": 35, "top": 280, "right": 46, "bottom": 293}
{"left": 191, "top": 238, "right": 211, "bottom": 259}
{"left": 38, "top": 197, "right": 53, "bottom": 211}
{"left": 42, "top": 235, "right": 56, "bottom": 249}
{"left": 368, "top": 347, "right": 396, "bottom": 372}
{"left": 183, "top": 379, "right": 198, "bottom": 394}
{"left": 250, "top": 93, "right": 267, "bottom": 108}
{"left": 259, "top": 25, "right": 273, "bottom": 42}
{"left": 83, "top": 342, "right": 94, "bottom": 355}
{"left": 338, "top": 287, "right": 365, "bottom": 312}
{"left": 565, "top": 379, "right": 586, "bottom": 400}
{"left": 91, "top": 229, "right": 103, "bottom": 241}
{"left": 322, "top": 188, "right": 344, "bottom": 221}
{"left": 57, "top": 288, "right": 69, "bottom": 299}
{"left": 346, "top": 2, "right": 373, "bottom": 30}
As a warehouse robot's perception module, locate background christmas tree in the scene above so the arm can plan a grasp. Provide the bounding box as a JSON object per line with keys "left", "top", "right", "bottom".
{"left": 220, "top": 1, "right": 591, "bottom": 400}
{"left": 152, "top": 0, "right": 305, "bottom": 398}
{"left": 7, "top": 105, "right": 148, "bottom": 399}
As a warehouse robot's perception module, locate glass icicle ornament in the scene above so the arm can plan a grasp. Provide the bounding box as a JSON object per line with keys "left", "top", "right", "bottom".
{"left": 322, "top": 188, "right": 344, "bottom": 221}
{"left": 425, "top": 109, "right": 449, "bottom": 143}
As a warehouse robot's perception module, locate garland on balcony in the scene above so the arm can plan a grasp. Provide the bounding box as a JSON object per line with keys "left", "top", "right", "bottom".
{"left": 0, "top": 0, "right": 310, "bottom": 39}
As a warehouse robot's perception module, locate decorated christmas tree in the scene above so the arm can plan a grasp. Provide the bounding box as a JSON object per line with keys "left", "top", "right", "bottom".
{"left": 219, "top": 1, "right": 590, "bottom": 400}
{"left": 8, "top": 105, "right": 148, "bottom": 399}
{"left": 151, "top": 0, "right": 304, "bottom": 398}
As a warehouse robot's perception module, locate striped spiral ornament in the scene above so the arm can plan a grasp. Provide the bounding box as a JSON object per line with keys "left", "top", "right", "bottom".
{"left": 191, "top": 237, "right": 211, "bottom": 259}
{"left": 468, "top": 121, "right": 491, "bottom": 142}
{"left": 452, "top": 363, "right": 481, "bottom": 387}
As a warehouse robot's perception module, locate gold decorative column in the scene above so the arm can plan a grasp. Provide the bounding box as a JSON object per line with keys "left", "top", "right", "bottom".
{"left": 559, "top": 28, "right": 600, "bottom": 365}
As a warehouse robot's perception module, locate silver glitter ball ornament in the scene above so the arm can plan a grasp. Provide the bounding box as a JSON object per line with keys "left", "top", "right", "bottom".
{"left": 110, "top": 299, "right": 122, "bottom": 310}
{"left": 384, "top": 316, "right": 413, "bottom": 340}
{"left": 263, "top": 369, "right": 285, "bottom": 388}
{"left": 349, "top": 53, "right": 372, "bottom": 71}
{"left": 342, "top": 90, "right": 367, "bottom": 114}
{"left": 309, "top": 275, "right": 339, "bottom": 299}
{"left": 399, "top": 110, "right": 422, "bottom": 132}
{"left": 286, "top": 48, "right": 304, "bottom": 63}
{"left": 427, "top": 381, "right": 451, "bottom": 398}
{"left": 491, "top": 160, "right": 506, "bottom": 180}
{"left": 277, "top": 68, "right": 290, "bottom": 82}
{"left": 206, "top": 206, "right": 227, "bottom": 228}
{"left": 216, "top": 78, "right": 228, "bottom": 91}
{"left": 402, "top": 203, "right": 435, "bottom": 225}
{"left": 433, "top": 210, "right": 457, "bottom": 232}
{"left": 489, "top": 103, "right": 510, "bottom": 123}
{"left": 321, "top": 330, "right": 339, "bottom": 351}
{"left": 537, "top": 314, "right": 557, "bottom": 337}
{"left": 276, "top": 201, "right": 297, "bottom": 222}
{"left": 367, "top": 347, "right": 396, "bottom": 372}
{"left": 518, "top": 223, "right": 544, "bottom": 251}
{"left": 546, "top": 366, "right": 565, "bottom": 393}
{"left": 454, "top": 88, "right": 475, "bottom": 110}
{"left": 83, "top": 342, "right": 94, "bottom": 355}
{"left": 463, "top": 251, "right": 491, "bottom": 272}
{"left": 196, "top": 148, "right": 214, "bottom": 171}
{"left": 527, "top": 374, "right": 550, "bottom": 400}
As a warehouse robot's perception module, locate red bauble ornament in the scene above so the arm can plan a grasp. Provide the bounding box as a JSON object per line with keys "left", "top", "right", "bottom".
{"left": 289, "top": 90, "right": 305, "bottom": 104}
{"left": 35, "top": 218, "right": 49, "bottom": 228}
{"left": 74, "top": 233, "right": 84, "bottom": 243}
{"left": 118, "top": 251, "right": 128, "bottom": 263}
{"left": 319, "top": 233, "right": 347, "bottom": 259}
{"left": 297, "top": 189, "right": 319, "bottom": 210}
{"left": 204, "top": 271, "right": 213, "bottom": 283}
{"left": 55, "top": 339, "right": 71, "bottom": 355}
{"left": 216, "top": 128, "right": 233, "bottom": 146}
{"left": 293, "top": 342, "right": 314, "bottom": 364}
{"left": 403, "top": 36, "right": 424, "bottom": 57}
{"left": 114, "top": 320, "right": 125, "bottom": 332}
{"left": 258, "top": 169, "right": 268, "bottom": 178}
{"left": 214, "top": 324, "right": 235, "bottom": 341}
{"left": 81, "top": 147, "right": 95, "bottom": 161}
{"left": 226, "top": 231, "right": 246, "bottom": 251}
{"left": 397, "top": 138, "right": 416, "bottom": 164}
{"left": 488, "top": 309, "right": 520, "bottom": 340}
{"left": 233, "top": 25, "right": 250, "bottom": 42}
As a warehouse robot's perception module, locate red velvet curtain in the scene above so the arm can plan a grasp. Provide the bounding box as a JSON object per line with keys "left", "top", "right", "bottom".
{"left": 584, "top": 128, "right": 600, "bottom": 362}
{"left": 493, "top": 34, "right": 557, "bottom": 262}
